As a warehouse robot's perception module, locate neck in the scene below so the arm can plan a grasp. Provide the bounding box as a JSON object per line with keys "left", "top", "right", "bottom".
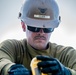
{"left": 30, "top": 43, "right": 49, "bottom": 50}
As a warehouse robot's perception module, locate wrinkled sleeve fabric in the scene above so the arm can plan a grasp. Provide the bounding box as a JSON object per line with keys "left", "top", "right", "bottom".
{"left": 0, "top": 39, "right": 23, "bottom": 75}
{"left": 54, "top": 44, "right": 76, "bottom": 75}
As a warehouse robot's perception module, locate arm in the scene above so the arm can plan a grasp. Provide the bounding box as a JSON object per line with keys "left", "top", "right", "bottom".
{"left": 55, "top": 46, "right": 76, "bottom": 75}
{"left": 0, "top": 39, "right": 31, "bottom": 75}
{"left": 50, "top": 43, "right": 76, "bottom": 75}
{"left": 0, "top": 40, "right": 16, "bottom": 74}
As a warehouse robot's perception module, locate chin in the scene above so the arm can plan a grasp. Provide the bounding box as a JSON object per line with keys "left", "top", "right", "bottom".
{"left": 34, "top": 42, "right": 47, "bottom": 50}
{"left": 35, "top": 39, "right": 46, "bottom": 43}
{"left": 33, "top": 40, "right": 48, "bottom": 49}
{"left": 35, "top": 39, "right": 47, "bottom": 45}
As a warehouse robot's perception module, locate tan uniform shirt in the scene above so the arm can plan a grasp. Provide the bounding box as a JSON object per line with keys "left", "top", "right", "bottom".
{"left": 0, "top": 39, "right": 76, "bottom": 75}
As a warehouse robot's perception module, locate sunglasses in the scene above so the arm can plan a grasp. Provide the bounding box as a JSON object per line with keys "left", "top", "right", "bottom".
{"left": 27, "top": 26, "right": 54, "bottom": 33}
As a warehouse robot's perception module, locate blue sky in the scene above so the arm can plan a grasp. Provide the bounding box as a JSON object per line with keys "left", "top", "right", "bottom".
{"left": 0, "top": 0, "right": 76, "bottom": 48}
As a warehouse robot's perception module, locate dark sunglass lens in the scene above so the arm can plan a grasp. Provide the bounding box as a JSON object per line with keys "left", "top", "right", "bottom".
{"left": 43, "top": 28, "right": 54, "bottom": 33}
{"left": 27, "top": 26, "right": 54, "bottom": 33}
{"left": 27, "top": 26, "right": 35, "bottom": 32}
{"left": 27, "top": 26, "right": 40, "bottom": 32}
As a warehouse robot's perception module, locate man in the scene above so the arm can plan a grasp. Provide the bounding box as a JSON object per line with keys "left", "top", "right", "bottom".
{"left": 0, "top": 0, "right": 76, "bottom": 75}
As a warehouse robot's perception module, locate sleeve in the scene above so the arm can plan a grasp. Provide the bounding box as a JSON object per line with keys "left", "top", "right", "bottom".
{"left": 55, "top": 45, "right": 76, "bottom": 75}
{"left": 0, "top": 39, "right": 22, "bottom": 75}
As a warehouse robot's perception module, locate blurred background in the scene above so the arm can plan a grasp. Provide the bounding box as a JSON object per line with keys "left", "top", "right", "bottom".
{"left": 0, "top": 0, "right": 76, "bottom": 48}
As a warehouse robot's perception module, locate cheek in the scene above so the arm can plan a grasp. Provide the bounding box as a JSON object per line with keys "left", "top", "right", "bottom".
{"left": 26, "top": 30, "right": 35, "bottom": 41}
{"left": 46, "top": 33, "right": 51, "bottom": 39}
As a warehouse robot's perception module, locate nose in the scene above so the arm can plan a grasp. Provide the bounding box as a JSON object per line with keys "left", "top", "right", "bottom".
{"left": 39, "top": 28, "right": 45, "bottom": 33}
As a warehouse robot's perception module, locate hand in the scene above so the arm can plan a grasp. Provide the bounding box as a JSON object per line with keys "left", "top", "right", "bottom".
{"left": 36, "top": 55, "right": 71, "bottom": 75}
{"left": 8, "top": 64, "right": 31, "bottom": 75}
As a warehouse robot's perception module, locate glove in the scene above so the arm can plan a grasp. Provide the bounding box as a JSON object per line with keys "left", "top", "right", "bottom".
{"left": 8, "top": 64, "right": 31, "bottom": 75}
{"left": 36, "top": 55, "right": 71, "bottom": 75}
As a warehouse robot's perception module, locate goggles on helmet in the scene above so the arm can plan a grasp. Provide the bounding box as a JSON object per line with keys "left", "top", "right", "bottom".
{"left": 27, "top": 26, "right": 54, "bottom": 33}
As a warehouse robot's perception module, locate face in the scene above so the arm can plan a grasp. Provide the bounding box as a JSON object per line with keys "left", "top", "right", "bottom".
{"left": 21, "top": 21, "right": 53, "bottom": 50}
{"left": 26, "top": 27, "right": 52, "bottom": 50}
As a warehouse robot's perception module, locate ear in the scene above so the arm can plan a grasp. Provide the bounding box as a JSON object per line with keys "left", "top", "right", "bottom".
{"left": 21, "top": 21, "right": 26, "bottom": 32}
